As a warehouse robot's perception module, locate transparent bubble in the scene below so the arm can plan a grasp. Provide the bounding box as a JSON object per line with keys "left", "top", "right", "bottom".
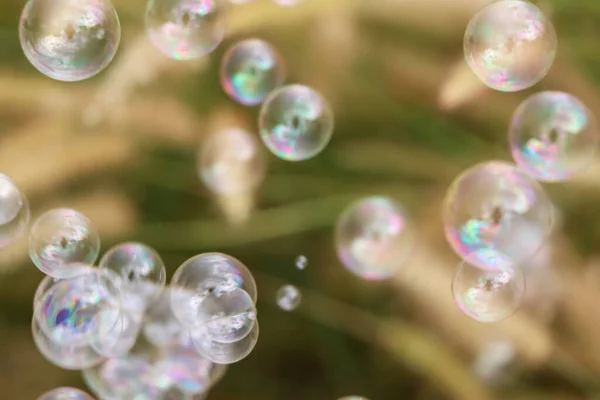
{"left": 0, "top": 174, "right": 30, "bottom": 248}
{"left": 464, "top": 0, "right": 556, "bottom": 92}
{"left": 99, "top": 242, "right": 167, "bottom": 310}
{"left": 295, "top": 255, "right": 307, "bottom": 270}
{"left": 229, "top": 0, "right": 252, "bottom": 3}
{"left": 452, "top": 249, "right": 526, "bottom": 323}
{"left": 259, "top": 84, "right": 334, "bottom": 161}
{"left": 443, "top": 161, "right": 552, "bottom": 269}
{"left": 509, "top": 91, "right": 598, "bottom": 182}
{"left": 37, "top": 387, "right": 94, "bottom": 400}
{"left": 273, "top": 0, "right": 304, "bottom": 6}
{"left": 198, "top": 127, "right": 266, "bottom": 195}
{"left": 144, "top": 287, "right": 190, "bottom": 348}
{"left": 276, "top": 285, "right": 301, "bottom": 311}
{"left": 190, "top": 319, "right": 259, "bottom": 364}
{"left": 335, "top": 196, "right": 414, "bottom": 280}
{"left": 171, "top": 252, "right": 257, "bottom": 328}
{"left": 34, "top": 267, "right": 122, "bottom": 348}
{"left": 220, "top": 39, "right": 285, "bottom": 106}
{"left": 30, "top": 208, "right": 101, "bottom": 278}
{"left": 91, "top": 308, "right": 141, "bottom": 358}
{"left": 145, "top": 0, "right": 227, "bottom": 60}
{"left": 19, "top": 0, "right": 121, "bottom": 82}
{"left": 337, "top": 397, "right": 370, "bottom": 400}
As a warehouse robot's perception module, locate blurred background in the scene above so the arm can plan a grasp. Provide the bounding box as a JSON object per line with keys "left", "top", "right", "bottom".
{"left": 3, "top": 0, "right": 600, "bottom": 399}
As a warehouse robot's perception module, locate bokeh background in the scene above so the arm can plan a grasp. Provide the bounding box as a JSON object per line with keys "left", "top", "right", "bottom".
{"left": 2, "top": 0, "right": 600, "bottom": 399}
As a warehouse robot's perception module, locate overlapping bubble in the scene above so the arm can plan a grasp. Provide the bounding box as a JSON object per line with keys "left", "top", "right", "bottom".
{"left": 19, "top": 0, "right": 121, "bottom": 81}
{"left": 38, "top": 387, "right": 94, "bottom": 400}
{"left": 0, "top": 174, "right": 30, "bottom": 248}
{"left": 276, "top": 284, "right": 301, "bottom": 311}
{"left": 509, "top": 91, "right": 598, "bottom": 182}
{"left": 464, "top": 0, "right": 557, "bottom": 92}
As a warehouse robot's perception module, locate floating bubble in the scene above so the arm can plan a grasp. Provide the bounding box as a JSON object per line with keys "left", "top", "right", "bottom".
{"left": 143, "top": 287, "right": 190, "bottom": 348}
{"left": 259, "top": 84, "right": 334, "bottom": 161}
{"left": 464, "top": 0, "right": 556, "bottom": 92}
{"left": 0, "top": 174, "right": 30, "bottom": 248}
{"left": 509, "top": 91, "right": 598, "bottom": 182}
{"left": 19, "top": 0, "right": 121, "bottom": 82}
{"left": 220, "top": 39, "right": 285, "bottom": 106}
{"left": 198, "top": 127, "right": 266, "bottom": 195}
{"left": 273, "top": 0, "right": 304, "bottom": 6}
{"left": 91, "top": 308, "right": 141, "bottom": 358}
{"left": 145, "top": 0, "right": 227, "bottom": 60}
{"left": 191, "top": 318, "right": 259, "bottom": 364}
{"left": 30, "top": 208, "right": 101, "bottom": 278}
{"left": 99, "top": 242, "right": 167, "bottom": 310}
{"left": 276, "top": 285, "right": 301, "bottom": 311}
{"left": 335, "top": 196, "right": 414, "bottom": 280}
{"left": 443, "top": 161, "right": 552, "bottom": 269}
{"left": 337, "top": 397, "right": 370, "bottom": 400}
{"left": 37, "top": 387, "right": 94, "bottom": 400}
{"left": 452, "top": 249, "right": 525, "bottom": 323}
{"left": 295, "top": 255, "right": 307, "bottom": 270}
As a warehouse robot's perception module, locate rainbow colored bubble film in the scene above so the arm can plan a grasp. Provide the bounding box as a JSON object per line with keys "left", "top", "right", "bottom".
{"left": 464, "top": 0, "right": 556, "bottom": 92}
{"left": 452, "top": 249, "right": 526, "bottom": 323}
{"left": 220, "top": 39, "right": 285, "bottom": 106}
{"left": 509, "top": 91, "right": 598, "bottom": 182}
{"left": 86, "top": 355, "right": 159, "bottom": 398}
{"left": 153, "top": 345, "right": 216, "bottom": 394}
{"left": 19, "top": 0, "right": 121, "bottom": 82}
{"left": 37, "top": 387, "right": 94, "bottom": 400}
{"left": 443, "top": 161, "right": 553, "bottom": 268}
{"left": 335, "top": 196, "right": 414, "bottom": 280}
{"left": 259, "top": 84, "right": 334, "bottom": 161}
{"left": 145, "top": 0, "right": 226, "bottom": 60}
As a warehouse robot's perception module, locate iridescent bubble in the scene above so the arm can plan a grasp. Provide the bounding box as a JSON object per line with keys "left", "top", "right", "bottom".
{"left": 198, "top": 127, "right": 266, "bottom": 195}
{"left": 191, "top": 318, "right": 259, "bottom": 364}
{"left": 145, "top": 0, "right": 227, "bottom": 60}
{"left": 509, "top": 91, "right": 598, "bottom": 182}
{"left": 29, "top": 208, "right": 101, "bottom": 278}
{"left": 259, "top": 84, "right": 334, "bottom": 161}
{"left": 443, "top": 161, "right": 552, "bottom": 269}
{"left": 99, "top": 242, "right": 167, "bottom": 310}
{"left": 295, "top": 255, "right": 307, "bottom": 270}
{"left": 19, "top": 0, "right": 121, "bottom": 82}
{"left": 335, "top": 196, "right": 414, "bottom": 280}
{"left": 171, "top": 252, "right": 257, "bottom": 328}
{"left": 220, "top": 39, "right": 285, "bottom": 106}
{"left": 452, "top": 249, "right": 526, "bottom": 322}
{"left": 37, "top": 387, "right": 94, "bottom": 400}
{"left": 276, "top": 285, "right": 301, "bottom": 311}
{"left": 0, "top": 174, "right": 30, "bottom": 248}
{"left": 464, "top": 0, "right": 556, "bottom": 92}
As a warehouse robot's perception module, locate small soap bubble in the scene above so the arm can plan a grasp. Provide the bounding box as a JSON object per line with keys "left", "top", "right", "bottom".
{"left": 259, "top": 84, "right": 334, "bottom": 161}
{"left": 199, "top": 127, "right": 266, "bottom": 195}
{"left": 337, "top": 397, "right": 370, "bottom": 400}
{"left": 145, "top": 0, "right": 227, "bottom": 60}
{"left": 99, "top": 242, "right": 167, "bottom": 310}
{"left": 335, "top": 196, "right": 414, "bottom": 280}
{"left": 37, "top": 387, "right": 94, "bottom": 400}
{"left": 276, "top": 284, "right": 301, "bottom": 311}
{"left": 273, "top": 0, "right": 304, "bottom": 6}
{"left": 452, "top": 249, "right": 525, "bottom": 323}
{"left": 464, "top": 0, "right": 556, "bottom": 92}
{"left": 191, "top": 319, "right": 259, "bottom": 364}
{"left": 29, "top": 208, "right": 101, "bottom": 279}
{"left": 509, "top": 91, "right": 598, "bottom": 182}
{"left": 0, "top": 174, "right": 30, "bottom": 248}
{"left": 443, "top": 161, "right": 552, "bottom": 269}
{"left": 295, "top": 255, "right": 307, "bottom": 270}
{"left": 220, "top": 39, "right": 285, "bottom": 106}
{"left": 19, "top": 0, "right": 121, "bottom": 82}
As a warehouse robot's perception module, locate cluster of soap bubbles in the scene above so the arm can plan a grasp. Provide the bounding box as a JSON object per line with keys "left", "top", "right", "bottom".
{"left": 449, "top": 0, "right": 599, "bottom": 322}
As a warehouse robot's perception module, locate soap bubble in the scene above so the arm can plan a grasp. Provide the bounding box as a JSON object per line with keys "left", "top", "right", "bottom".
{"left": 0, "top": 174, "right": 30, "bottom": 248}
{"left": 220, "top": 39, "right": 285, "bottom": 106}
{"left": 273, "top": 0, "right": 304, "bottom": 6}
{"left": 335, "top": 196, "right": 414, "bottom": 280}
{"left": 338, "top": 397, "right": 370, "bottom": 400}
{"left": 452, "top": 249, "right": 525, "bottom": 322}
{"left": 443, "top": 161, "right": 552, "bottom": 269}
{"left": 171, "top": 252, "right": 257, "bottom": 328}
{"left": 198, "top": 127, "right": 266, "bottom": 195}
{"left": 145, "top": 0, "right": 227, "bottom": 60}
{"left": 191, "top": 318, "right": 259, "bottom": 364}
{"left": 19, "top": 0, "right": 121, "bottom": 82}
{"left": 37, "top": 387, "right": 94, "bottom": 400}
{"left": 143, "top": 287, "right": 190, "bottom": 348}
{"left": 509, "top": 91, "right": 598, "bottom": 182}
{"left": 295, "top": 255, "right": 307, "bottom": 270}
{"left": 259, "top": 84, "right": 334, "bottom": 161}
{"left": 29, "top": 208, "right": 101, "bottom": 278}
{"left": 99, "top": 242, "right": 167, "bottom": 310}
{"left": 91, "top": 308, "right": 141, "bottom": 358}
{"left": 464, "top": 0, "right": 556, "bottom": 92}
{"left": 276, "top": 285, "right": 301, "bottom": 311}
